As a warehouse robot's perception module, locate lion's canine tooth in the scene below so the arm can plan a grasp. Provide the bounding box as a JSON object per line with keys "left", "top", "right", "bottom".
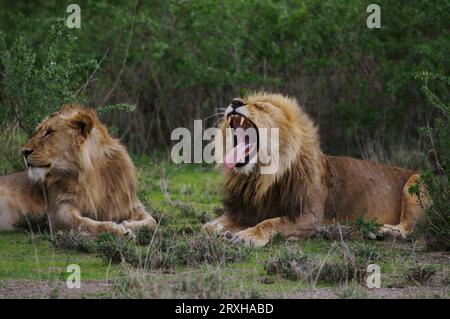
{"left": 240, "top": 117, "right": 245, "bottom": 126}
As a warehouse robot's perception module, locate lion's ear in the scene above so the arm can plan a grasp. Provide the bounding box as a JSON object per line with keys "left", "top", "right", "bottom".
{"left": 69, "top": 111, "right": 94, "bottom": 138}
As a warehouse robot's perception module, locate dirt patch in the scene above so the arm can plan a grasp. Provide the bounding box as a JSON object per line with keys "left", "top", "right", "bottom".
{"left": 291, "top": 286, "right": 449, "bottom": 299}
{"left": 0, "top": 280, "right": 113, "bottom": 299}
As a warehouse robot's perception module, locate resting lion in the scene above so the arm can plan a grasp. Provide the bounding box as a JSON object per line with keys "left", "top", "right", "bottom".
{"left": 0, "top": 104, "right": 156, "bottom": 236}
{"left": 203, "top": 93, "right": 428, "bottom": 246}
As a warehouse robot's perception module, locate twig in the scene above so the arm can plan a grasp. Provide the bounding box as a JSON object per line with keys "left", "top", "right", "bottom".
{"left": 100, "top": 0, "right": 138, "bottom": 105}
{"left": 74, "top": 48, "right": 110, "bottom": 98}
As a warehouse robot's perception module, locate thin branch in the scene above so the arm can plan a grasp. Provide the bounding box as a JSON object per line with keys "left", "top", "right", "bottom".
{"left": 74, "top": 48, "right": 110, "bottom": 99}
{"left": 100, "top": 0, "right": 138, "bottom": 105}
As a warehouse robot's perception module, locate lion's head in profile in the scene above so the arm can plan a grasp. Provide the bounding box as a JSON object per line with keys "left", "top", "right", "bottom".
{"left": 21, "top": 104, "right": 140, "bottom": 223}
{"left": 22, "top": 104, "right": 103, "bottom": 183}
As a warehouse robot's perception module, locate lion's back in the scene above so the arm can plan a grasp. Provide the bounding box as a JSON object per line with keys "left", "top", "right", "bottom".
{"left": 323, "top": 155, "right": 415, "bottom": 225}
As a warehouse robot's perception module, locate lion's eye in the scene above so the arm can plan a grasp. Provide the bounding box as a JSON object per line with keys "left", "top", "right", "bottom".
{"left": 43, "top": 129, "right": 55, "bottom": 138}
{"left": 254, "top": 103, "right": 269, "bottom": 112}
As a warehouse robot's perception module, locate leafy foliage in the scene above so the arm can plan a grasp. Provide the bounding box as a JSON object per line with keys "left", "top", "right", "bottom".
{"left": 414, "top": 72, "right": 450, "bottom": 251}
{"left": 1, "top": 1, "right": 448, "bottom": 155}
{"left": 0, "top": 19, "right": 94, "bottom": 135}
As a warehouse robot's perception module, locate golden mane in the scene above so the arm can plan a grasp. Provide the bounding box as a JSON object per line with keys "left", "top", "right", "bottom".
{"left": 0, "top": 104, "right": 156, "bottom": 236}
{"left": 219, "top": 93, "right": 323, "bottom": 226}
{"left": 205, "top": 92, "right": 425, "bottom": 247}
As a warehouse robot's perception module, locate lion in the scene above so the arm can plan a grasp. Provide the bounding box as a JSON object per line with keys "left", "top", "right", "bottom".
{"left": 0, "top": 104, "right": 156, "bottom": 236}
{"left": 203, "top": 93, "right": 428, "bottom": 247}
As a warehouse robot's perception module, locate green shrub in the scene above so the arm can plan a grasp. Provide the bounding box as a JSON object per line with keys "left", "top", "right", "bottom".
{"left": 95, "top": 232, "right": 140, "bottom": 265}
{"left": 171, "top": 233, "right": 249, "bottom": 266}
{"left": 0, "top": 19, "right": 93, "bottom": 136}
{"left": 14, "top": 214, "right": 50, "bottom": 234}
{"left": 414, "top": 72, "right": 450, "bottom": 251}
{"left": 354, "top": 216, "right": 384, "bottom": 240}
{"left": 51, "top": 230, "right": 96, "bottom": 253}
{"left": 2, "top": 1, "right": 448, "bottom": 155}
{"left": 264, "top": 244, "right": 373, "bottom": 285}
{"left": 405, "top": 265, "right": 436, "bottom": 284}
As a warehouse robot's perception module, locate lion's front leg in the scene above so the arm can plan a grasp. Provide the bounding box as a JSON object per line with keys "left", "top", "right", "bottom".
{"left": 203, "top": 213, "right": 245, "bottom": 239}
{"left": 121, "top": 202, "right": 157, "bottom": 232}
{"left": 231, "top": 214, "right": 320, "bottom": 247}
{"left": 53, "top": 204, "right": 130, "bottom": 237}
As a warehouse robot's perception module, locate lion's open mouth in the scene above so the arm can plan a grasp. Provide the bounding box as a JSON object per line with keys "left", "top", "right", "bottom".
{"left": 224, "top": 113, "right": 258, "bottom": 169}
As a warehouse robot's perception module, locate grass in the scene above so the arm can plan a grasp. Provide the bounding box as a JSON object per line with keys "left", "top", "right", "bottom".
{"left": 0, "top": 231, "right": 121, "bottom": 281}
{"left": 0, "top": 155, "right": 449, "bottom": 298}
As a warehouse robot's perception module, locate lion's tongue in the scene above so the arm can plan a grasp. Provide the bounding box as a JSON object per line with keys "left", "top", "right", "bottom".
{"left": 224, "top": 142, "right": 247, "bottom": 169}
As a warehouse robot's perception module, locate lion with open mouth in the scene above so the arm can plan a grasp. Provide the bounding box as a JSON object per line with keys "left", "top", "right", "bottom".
{"left": 203, "top": 92, "right": 428, "bottom": 247}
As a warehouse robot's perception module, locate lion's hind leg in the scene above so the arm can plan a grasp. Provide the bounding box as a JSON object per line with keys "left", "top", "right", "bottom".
{"left": 381, "top": 174, "right": 428, "bottom": 239}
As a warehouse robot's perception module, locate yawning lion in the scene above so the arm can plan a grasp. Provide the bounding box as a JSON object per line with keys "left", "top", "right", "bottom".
{"left": 204, "top": 93, "right": 428, "bottom": 246}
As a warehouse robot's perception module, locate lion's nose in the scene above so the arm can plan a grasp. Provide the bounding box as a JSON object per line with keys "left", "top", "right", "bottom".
{"left": 21, "top": 148, "right": 34, "bottom": 159}
{"left": 231, "top": 98, "right": 245, "bottom": 109}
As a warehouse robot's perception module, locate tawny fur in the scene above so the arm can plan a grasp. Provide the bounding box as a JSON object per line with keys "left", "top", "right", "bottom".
{"left": 0, "top": 104, "right": 156, "bottom": 235}
{"left": 204, "top": 92, "right": 428, "bottom": 246}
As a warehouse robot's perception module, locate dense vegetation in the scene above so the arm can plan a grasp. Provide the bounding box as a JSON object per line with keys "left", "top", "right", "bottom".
{"left": 0, "top": 0, "right": 448, "bottom": 261}
{"left": 1, "top": 0, "right": 448, "bottom": 156}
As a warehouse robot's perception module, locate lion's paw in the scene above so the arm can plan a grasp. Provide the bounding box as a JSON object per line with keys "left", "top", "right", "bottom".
{"left": 230, "top": 227, "right": 270, "bottom": 247}
{"left": 202, "top": 220, "right": 225, "bottom": 235}
{"left": 113, "top": 222, "right": 135, "bottom": 239}
{"left": 380, "top": 224, "right": 407, "bottom": 239}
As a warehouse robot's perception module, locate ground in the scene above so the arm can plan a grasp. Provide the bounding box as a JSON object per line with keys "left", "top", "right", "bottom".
{"left": 0, "top": 156, "right": 449, "bottom": 299}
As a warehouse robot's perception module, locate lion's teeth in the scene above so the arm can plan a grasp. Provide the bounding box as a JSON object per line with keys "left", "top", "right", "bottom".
{"left": 240, "top": 117, "right": 244, "bottom": 126}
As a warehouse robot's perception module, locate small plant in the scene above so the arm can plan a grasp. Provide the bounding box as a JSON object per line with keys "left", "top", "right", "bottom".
{"left": 134, "top": 226, "right": 155, "bottom": 246}
{"left": 312, "top": 224, "right": 354, "bottom": 240}
{"left": 264, "top": 246, "right": 311, "bottom": 280}
{"left": 172, "top": 233, "right": 249, "bottom": 266}
{"left": 51, "top": 230, "right": 96, "bottom": 253}
{"left": 14, "top": 215, "right": 50, "bottom": 234}
{"left": 354, "top": 216, "right": 384, "bottom": 240}
{"left": 405, "top": 265, "right": 436, "bottom": 284}
{"left": 264, "top": 244, "right": 370, "bottom": 285}
{"left": 95, "top": 232, "right": 140, "bottom": 266}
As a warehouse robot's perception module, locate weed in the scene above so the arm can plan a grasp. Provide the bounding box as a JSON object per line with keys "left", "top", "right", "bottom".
{"left": 264, "top": 243, "right": 371, "bottom": 285}
{"left": 406, "top": 265, "right": 436, "bottom": 284}
{"left": 14, "top": 214, "right": 50, "bottom": 234}
{"left": 51, "top": 230, "right": 95, "bottom": 253}
{"left": 312, "top": 224, "right": 354, "bottom": 240}
{"left": 354, "top": 216, "right": 384, "bottom": 240}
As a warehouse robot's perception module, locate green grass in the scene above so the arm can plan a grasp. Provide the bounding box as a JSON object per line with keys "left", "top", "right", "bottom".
{"left": 0, "top": 156, "right": 449, "bottom": 298}
{"left": 0, "top": 232, "right": 121, "bottom": 281}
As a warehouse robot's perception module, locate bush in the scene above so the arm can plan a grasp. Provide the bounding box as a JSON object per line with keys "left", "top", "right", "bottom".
{"left": 1, "top": 1, "right": 448, "bottom": 155}
{"left": 0, "top": 19, "right": 93, "bottom": 136}
{"left": 414, "top": 72, "right": 450, "bottom": 251}
{"left": 405, "top": 265, "right": 436, "bottom": 284}
{"left": 14, "top": 214, "right": 50, "bottom": 234}
{"left": 264, "top": 243, "right": 377, "bottom": 285}
{"left": 51, "top": 230, "right": 96, "bottom": 253}
{"left": 0, "top": 18, "right": 136, "bottom": 173}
